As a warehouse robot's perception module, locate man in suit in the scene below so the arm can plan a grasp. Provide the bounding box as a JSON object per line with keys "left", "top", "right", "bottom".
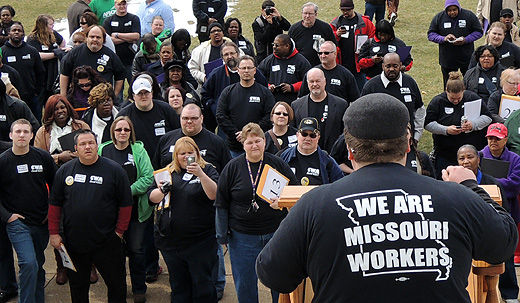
{"left": 291, "top": 68, "right": 348, "bottom": 152}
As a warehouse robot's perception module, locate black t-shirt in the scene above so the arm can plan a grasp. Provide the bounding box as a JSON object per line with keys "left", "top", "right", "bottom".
{"left": 152, "top": 128, "right": 231, "bottom": 171}
{"left": 209, "top": 44, "right": 222, "bottom": 62}
{"left": 216, "top": 82, "right": 275, "bottom": 151}
{"left": 0, "top": 147, "right": 56, "bottom": 225}
{"left": 264, "top": 126, "right": 298, "bottom": 155}
{"left": 256, "top": 163, "right": 516, "bottom": 302}
{"left": 61, "top": 43, "right": 126, "bottom": 84}
{"left": 50, "top": 157, "right": 133, "bottom": 253}
{"left": 288, "top": 19, "right": 337, "bottom": 67}
{"left": 290, "top": 150, "right": 322, "bottom": 185}
{"left": 299, "top": 64, "right": 360, "bottom": 103}
{"left": 103, "top": 13, "right": 141, "bottom": 66}
{"left": 151, "top": 164, "right": 219, "bottom": 249}
{"left": 100, "top": 143, "right": 139, "bottom": 217}
{"left": 215, "top": 152, "right": 298, "bottom": 235}
{"left": 26, "top": 30, "right": 64, "bottom": 90}
{"left": 117, "top": 100, "right": 180, "bottom": 158}
{"left": 338, "top": 16, "right": 359, "bottom": 72}
{"left": 307, "top": 96, "right": 328, "bottom": 148}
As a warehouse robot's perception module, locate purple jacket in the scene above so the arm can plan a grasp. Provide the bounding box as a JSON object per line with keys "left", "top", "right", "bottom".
{"left": 481, "top": 146, "right": 520, "bottom": 222}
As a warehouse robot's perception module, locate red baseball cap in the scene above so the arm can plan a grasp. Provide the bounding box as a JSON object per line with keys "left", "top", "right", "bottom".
{"left": 486, "top": 123, "right": 508, "bottom": 139}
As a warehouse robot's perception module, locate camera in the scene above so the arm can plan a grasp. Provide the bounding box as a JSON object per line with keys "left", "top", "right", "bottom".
{"left": 187, "top": 156, "right": 196, "bottom": 166}
{"left": 265, "top": 6, "right": 273, "bottom": 15}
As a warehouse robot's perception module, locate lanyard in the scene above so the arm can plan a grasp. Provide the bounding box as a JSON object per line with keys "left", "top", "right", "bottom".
{"left": 246, "top": 159, "right": 263, "bottom": 198}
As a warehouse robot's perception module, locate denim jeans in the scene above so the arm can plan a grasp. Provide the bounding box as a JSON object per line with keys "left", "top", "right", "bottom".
{"left": 228, "top": 230, "right": 279, "bottom": 303}
{"left": 160, "top": 238, "right": 217, "bottom": 303}
{"left": 125, "top": 217, "right": 148, "bottom": 294}
{"left": 0, "top": 223, "right": 17, "bottom": 294}
{"left": 145, "top": 217, "right": 160, "bottom": 275}
{"left": 6, "top": 220, "right": 49, "bottom": 303}
{"left": 364, "top": 2, "right": 386, "bottom": 22}
{"left": 213, "top": 244, "right": 226, "bottom": 292}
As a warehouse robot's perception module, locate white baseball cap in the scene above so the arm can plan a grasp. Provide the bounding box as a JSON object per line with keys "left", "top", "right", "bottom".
{"left": 132, "top": 77, "right": 152, "bottom": 94}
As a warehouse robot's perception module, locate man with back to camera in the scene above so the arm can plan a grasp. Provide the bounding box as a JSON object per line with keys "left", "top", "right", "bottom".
{"left": 48, "top": 129, "right": 132, "bottom": 303}
{"left": 256, "top": 93, "right": 518, "bottom": 302}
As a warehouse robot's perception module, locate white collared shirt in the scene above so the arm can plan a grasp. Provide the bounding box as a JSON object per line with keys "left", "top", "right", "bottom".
{"left": 380, "top": 71, "right": 403, "bottom": 88}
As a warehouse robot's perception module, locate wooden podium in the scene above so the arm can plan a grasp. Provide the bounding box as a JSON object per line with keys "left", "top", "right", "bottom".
{"left": 276, "top": 185, "right": 505, "bottom": 303}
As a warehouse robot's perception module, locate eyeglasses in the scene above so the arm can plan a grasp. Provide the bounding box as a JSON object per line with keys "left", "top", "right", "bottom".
{"left": 77, "top": 82, "right": 92, "bottom": 88}
{"left": 210, "top": 29, "right": 222, "bottom": 34}
{"left": 181, "top": 116, "right": 200, "bottom": 122}
{"left": 273, "top": 112, "right": 289, "bottom": 116}
{"left": 239, "top": 66, "right": 255, "bottom": 71}
{"left": 318, "top": 51, "right": 334, "bottom": 55}
{"left": 300, "top": 131, "right": 318, "bottom": 138}
{"left": 114, "top": 128, "right": 131, "bottom": 133}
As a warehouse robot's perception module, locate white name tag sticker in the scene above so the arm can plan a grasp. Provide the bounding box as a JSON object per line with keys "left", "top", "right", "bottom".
{"left": 74, "top": 174, "right": 86, "bottom": 183}
{"left": 41, "top": 45, "right": 49, "bottom": 51}
{"left": 155, "top": 127, "right": 166, "bottom": 136}
{"left": 288, "top": 135, "right": 297, "bottom": 143}
{"left": 444, "top": 22, "right": 452, "bottom": 28}
{"left": 7, "top": 56, "right": 16, "bottom": 62}
{"left": 404, "top": 95, "right": 412, "bottom": 102}
{"left": 169, "top": 145, "right": 175, "bottom": 152}
{"left": 445, "top": 107, "right": 454, "bottom": 114}
{"left": 478, "top": 77, "right": 485, "bottom": 84}
{"left": 182, "top": 173, "right": 193, "bottom": 181}
{"left": 239, "top": 40, "right": 246, "bottom": 45}
{"left": 111, "top": 21, "right": 119, "bottom": 27}
{"left": 17, "top": 164, "right": 28, "bottom": 174}
{"left": 272, "top": 65, "right": 280, "bottom": 72}
{"left": 208, "top": 7, "right": 214, "bottom": 12}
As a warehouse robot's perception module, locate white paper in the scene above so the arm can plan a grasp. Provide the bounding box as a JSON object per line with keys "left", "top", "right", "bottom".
{"left": 499, "top": 95, "right": 520, "bottom": 119}
{"left": 258, "top": 167, "right": 289, "bottom": 201}
{"left": 356, "top": 35, "right": 368, "bottom": 53}
{"left": 463, "top": 99, "right": 482, "bottom": 120}
{"left": 154, "top": 169, "right": 172, "bottom": 209}
{"left": 59, "top": 244, "right": 77, "bottom": 272}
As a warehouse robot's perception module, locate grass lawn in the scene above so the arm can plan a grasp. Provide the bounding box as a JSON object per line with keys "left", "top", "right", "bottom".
{"left": 19, "top": 0, "right": 482, "bottom": 153}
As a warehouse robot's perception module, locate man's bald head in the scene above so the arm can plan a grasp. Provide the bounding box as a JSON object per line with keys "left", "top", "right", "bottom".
{"left": 383, "top": 52, "right": 400, "bottom": 63}
{"left": 382, "top": 53, "right": 402, "bottom": 81}
{"left": 307, "top": 68, "right": 326, "bottom": 99}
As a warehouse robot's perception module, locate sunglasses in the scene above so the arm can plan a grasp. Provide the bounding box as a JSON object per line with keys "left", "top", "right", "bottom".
{"left": 77, "top": 82, "right": 92, "bottom": 88}
{"left": 114, "top": 128, "right": 131, "bottom": 133}
{"left": 317, "top": 51, "right": 333, "bottom": 55}
{"left": 273, "top": 112, "right": 289, "bottom": 116}
{"left": 300, "top": 131, "right": 318, "bottom": 138}
{"left": 79, "top": 22, "right": 88, "bottom": 25}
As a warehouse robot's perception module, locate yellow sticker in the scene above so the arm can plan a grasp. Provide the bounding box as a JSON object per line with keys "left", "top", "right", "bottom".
{"left": 300, "top": 176, "right": 309, "bottom": 186}
{"left": 65, "top": 176, "right": 74, "bottom": 186}
{"left": 97, "top": 65, "right": 104, "bottom": 72}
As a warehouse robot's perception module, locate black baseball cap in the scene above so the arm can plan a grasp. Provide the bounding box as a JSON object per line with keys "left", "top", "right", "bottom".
{"left": 501, "top": 8, "right": 514, "bottom": 17}
{"left": 299, "top": 117, "right": 319, "bottom": 132}
{"left": 343, "top": 93, "right": 409, "bottom": 139}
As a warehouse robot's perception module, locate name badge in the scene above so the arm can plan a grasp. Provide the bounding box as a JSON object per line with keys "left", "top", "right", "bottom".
{"left": 7, "top": 56, "right": 16, "bottom": 62}
{"left": 208, "top": 7, "right": 214, "bottom": 12}
{"left": 288, "top": 135, "right": 297, "bottom": 143}
{"left": 41, "top": 45, "right": 49, "bottom": 51}
{"left": 478, "top": 77, "right": 484, "bottom": 84}
{"left": 404, "top": 95, "right": 412, "bottom": 103}
{"left": 182, "top": 173, "right": 193, "bottom": 181}
{"left": 17, "top": 164, "right": 28, "bottom": 174}
{"left": 272, "top": 65, "right": 280, "bottom": 72}
{"left": 0, "top": 115, "right": 6, "bottom": 122}
{"left": 74, "top": 174, "right": 86, "bottom": 183}
{"left": 155, "top": 127, "right": 166, "bottom": 136}
{"left": 445, "top": 107, "right": 454, "bottom": 114}
{"left": 444, "top": 22, "right": 452, "bottom": 28}
{"left": 458, "top": 20, "right": 466, "bottom": 28}
{"left": 111, "top": 21, "right": 119, "bottom": 27}
{"left": 169, "top": 145, "right": 175, "bottom": 152}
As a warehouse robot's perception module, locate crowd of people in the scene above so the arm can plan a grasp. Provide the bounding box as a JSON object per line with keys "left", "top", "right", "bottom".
{"left": 1, "top": 0, "right": 520, "bottom": 302}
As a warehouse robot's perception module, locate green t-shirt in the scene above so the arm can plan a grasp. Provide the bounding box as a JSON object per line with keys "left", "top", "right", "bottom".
{"left": 89, "top": 0, "right": 116, "bottom": 25}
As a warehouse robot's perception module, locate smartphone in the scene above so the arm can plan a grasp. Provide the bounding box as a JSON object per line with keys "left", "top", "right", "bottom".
{"left": 187, "top": 156, "right": 195, "bottom": 166}
{"left": 456, "top": 126, "right": 462, "bottom": 129}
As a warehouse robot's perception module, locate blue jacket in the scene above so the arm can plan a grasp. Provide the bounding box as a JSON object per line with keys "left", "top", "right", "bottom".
{"left": 280, "top": 146, "right": 343, "bottom": 184}
{"left": 201, "top": 64, "right": 267, "bottom": 115}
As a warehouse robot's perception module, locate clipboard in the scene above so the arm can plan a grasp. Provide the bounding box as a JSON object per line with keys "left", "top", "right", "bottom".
{"left": 499, "top": 94, "right": 520, "bottom": 119}
{"left": 256, "top": 164, "right": 290, "bottom": 203}
{"left": 153, "top": 167, "right": 172, "bottom": 210}
{"left": 481, "top": 157, "right": 510, "bottom": 179}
